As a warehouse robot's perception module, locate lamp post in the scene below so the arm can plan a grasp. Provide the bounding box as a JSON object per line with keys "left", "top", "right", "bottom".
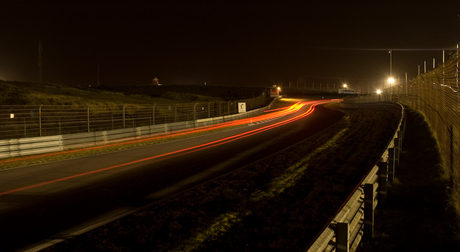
{"left": 377, "top": 89, "right": 381, "bottom": 102}
{"left": 388, "top": 78, "right": 394, "bottom": 101}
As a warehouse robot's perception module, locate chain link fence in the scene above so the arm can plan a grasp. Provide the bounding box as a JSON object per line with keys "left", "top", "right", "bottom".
{"left": 345, "top": 47, "right": 460, "bottom": 215}
{"left": 397, "top": 48, "right": 460, "bottom": 211}
{"left": 0, "top": 94, "right": 269, "bottom": 140}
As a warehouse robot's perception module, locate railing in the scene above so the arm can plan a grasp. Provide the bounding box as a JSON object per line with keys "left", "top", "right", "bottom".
{"left": 0, "top": 98, "right": 279, "bottom": 159}
{"left": 305, "top": 102, "right": 405, "bottom": 252}
{"left": 0, "top": 94, "right": 269, "bottom": 140}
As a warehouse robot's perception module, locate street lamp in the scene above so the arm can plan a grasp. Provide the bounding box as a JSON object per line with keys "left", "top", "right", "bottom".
{"left": 343, "top": 84, "right": 347, "bottom": 89}
{"left": 377, "top": 89, "right": 381, "bottom": 102}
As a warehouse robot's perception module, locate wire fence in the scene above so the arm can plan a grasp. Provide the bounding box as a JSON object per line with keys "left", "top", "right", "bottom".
{"left": 0, "top": 94, "right": 269, "bottom": 140}
{"left": 345, "top": 47, "right": 460, "bottom": 211}
{"left": 396, "top": 47, "right": 460, "bottom": 208}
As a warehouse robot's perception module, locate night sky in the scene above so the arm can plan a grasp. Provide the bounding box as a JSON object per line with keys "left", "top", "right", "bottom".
{"left": 1, "top": 0, "right": 459, "bottom": 90}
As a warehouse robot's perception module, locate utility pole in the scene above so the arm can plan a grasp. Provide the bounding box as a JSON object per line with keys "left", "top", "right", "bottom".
{"left": 389, "top": 50, "right": 393, "bottom": 78}
{"left": 38, "top": 40, "right": 43, "bottom": 83}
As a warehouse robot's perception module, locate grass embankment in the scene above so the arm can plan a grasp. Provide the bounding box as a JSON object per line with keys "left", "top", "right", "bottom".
{"left": 0, "top": 80, "right": 223, "bottom": 106}
{"left": 361, "top": 107, "right": 460, "bottom": 251}
{"left": 43, "top": 103, "right": 404, "bottom": 251}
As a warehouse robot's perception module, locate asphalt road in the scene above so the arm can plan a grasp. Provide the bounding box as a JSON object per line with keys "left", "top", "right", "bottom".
{"left": 0, "top": 100, "right": 344, "bottom": 252}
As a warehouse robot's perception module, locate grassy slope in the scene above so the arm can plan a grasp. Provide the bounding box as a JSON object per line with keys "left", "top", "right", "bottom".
{"left": 361, "top": 107, "right": 460, "bottom": 251}
{"left": 0, "top": 81, "right": 223, "bottom": 106}
{"left": 43, "top": 103, "right": 420, "bottom": 252}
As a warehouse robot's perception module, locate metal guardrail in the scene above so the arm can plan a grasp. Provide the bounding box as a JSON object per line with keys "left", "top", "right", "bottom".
{"left": 0, "top": 94, "right": 270, "bottom": 140}
{"left": 0, "top": 98, "right": 279, "bottom": 160}
{"left": 305, "top": 102, "right": 405, "bottom": 252}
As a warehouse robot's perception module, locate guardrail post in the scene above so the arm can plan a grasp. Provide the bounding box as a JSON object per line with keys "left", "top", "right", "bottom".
{"left": 388, "top": 148, "right": 395, "bottom": 183}
{"left": 378, "top": 161, "right": 388, "bottom": 207}
{"left": 336, "top": 222, "right": 349, "bottom": 252}
{"left": 398, "top": 130, "right": 404, "bottom": 148}
{"left": 394, "top": 137, "right": 400, "bottom": 166}
{"left": 364, "top": 183, "right": 374, "bottom": 240}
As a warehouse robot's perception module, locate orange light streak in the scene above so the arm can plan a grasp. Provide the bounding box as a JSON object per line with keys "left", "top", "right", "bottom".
{"left": 0, "top": 101, "right": 306, "bottom": 165}
{"left": 0, "top": 100, "right": 341, "bottom": 196}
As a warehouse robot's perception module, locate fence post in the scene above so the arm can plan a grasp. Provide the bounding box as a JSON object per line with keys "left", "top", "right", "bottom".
{"left": 123, "top": 104, "right": 126, "bottom": 129}
{"left": 388, "top": 147, "right": 395, "bottom": 183}
{"left": 219, "top": 101, "right": 222, "bottom": 116}
{"left": 175, "top": 104, "right": 178, "bottom": 122}
{"left": 378, "top": 161, "right": 388, "bottom": 207}
{"left": 152, "top": 104, "right": 156, "bottom": 125}
{"left": 194, "top": 103, "right": 197, "bottom": 120}
{"left": 364, "top": 183, "right": 374, "bottom": 239}
{"left": 39, "top": 104, "right": 43, "bottom": 137}
{"left": 336, "top": 222, "right": 349, "bottom": 252}
{"left": 87, "top": 105, "right": 91, "bottom": 132}
{"left": 228, "top": 101, "right": 231, "bottom": 116}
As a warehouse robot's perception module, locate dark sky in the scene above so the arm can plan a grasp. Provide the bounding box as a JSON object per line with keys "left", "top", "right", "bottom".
{"left": 1, "top": 0, "right": 459, "bottom": 90}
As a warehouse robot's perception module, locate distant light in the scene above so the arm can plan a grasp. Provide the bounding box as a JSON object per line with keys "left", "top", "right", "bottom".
{"left": 343, "top": 84, "right": 347, "bottom": 88}
{"left": 10, "top": 114, "right": 14, "bottom": 119}
{"left": 377, "top": 90, "right": 381, "bottom": 94}
{"left": 277, "top": 87, "right": 281, "bottom": 91}
{"left": 388, "top": 78, "right": 395, "bottom": 84}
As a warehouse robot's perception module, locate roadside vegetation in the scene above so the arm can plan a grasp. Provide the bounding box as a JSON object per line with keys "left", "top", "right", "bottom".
{"left": 42, "top": 102, "right": 415, "bottom": 251}
{"left": 361, "top": 107, "right": 460, "bottom": 251}
{"left": 0, "top": 81, "right": 227, "bottom": 106}
{"left": 0, "top": 80, "right": 267, "bottom": 106}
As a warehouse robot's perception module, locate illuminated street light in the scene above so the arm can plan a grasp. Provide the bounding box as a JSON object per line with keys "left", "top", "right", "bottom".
{"left": 343, "top": 84, "right": 347, "bottom": 89}
{"left": 388, "top": 78, "right": 394, "bottom": 101}
{"left": 377, "top": 89, "right": 381, "bottom": 102}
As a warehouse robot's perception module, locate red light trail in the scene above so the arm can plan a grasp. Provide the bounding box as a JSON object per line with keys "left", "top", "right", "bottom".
{"left": 0, "top": 99, "right": 340, "bottom": 196}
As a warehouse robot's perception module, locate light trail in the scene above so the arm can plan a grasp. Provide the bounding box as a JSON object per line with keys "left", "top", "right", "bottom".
{"left": 0, "top": 99, "right": 339, "bottom": 196}
{"left": 0, "top": 100, "right": 306, "bottom": 165}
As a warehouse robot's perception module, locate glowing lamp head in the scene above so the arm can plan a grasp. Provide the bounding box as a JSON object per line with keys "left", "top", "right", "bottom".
{"left": 388, "top": 78, "right": 395, "bottom": 84}
{"left": 377, "top": 90, "right": 381, "bottom": 94}
{"left": 343, "top": 84, "right": 347, "bottom": 88}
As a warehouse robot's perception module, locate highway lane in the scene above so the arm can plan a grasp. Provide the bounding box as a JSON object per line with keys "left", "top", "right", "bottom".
{"left": 0, "top": 100, "right": 344, "bottom": 251}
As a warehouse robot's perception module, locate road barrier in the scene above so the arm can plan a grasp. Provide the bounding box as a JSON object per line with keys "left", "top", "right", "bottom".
{"left": 0, "top": 94, "right": 270, "bottom": 140}
{"left": 305, "top": 102, "right": 405, "bottom": 252}
{"left": 0, "top": 98, "right": 279, "bottom": 159}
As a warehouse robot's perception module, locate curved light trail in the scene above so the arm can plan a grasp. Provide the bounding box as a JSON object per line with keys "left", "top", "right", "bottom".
{"left": 0, "top": 99, "right": 340, "bottom": 197}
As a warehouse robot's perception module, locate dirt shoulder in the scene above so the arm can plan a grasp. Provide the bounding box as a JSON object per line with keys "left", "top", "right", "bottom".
{"left": 44, "top": 103, "right": 404, "bottom": 251}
